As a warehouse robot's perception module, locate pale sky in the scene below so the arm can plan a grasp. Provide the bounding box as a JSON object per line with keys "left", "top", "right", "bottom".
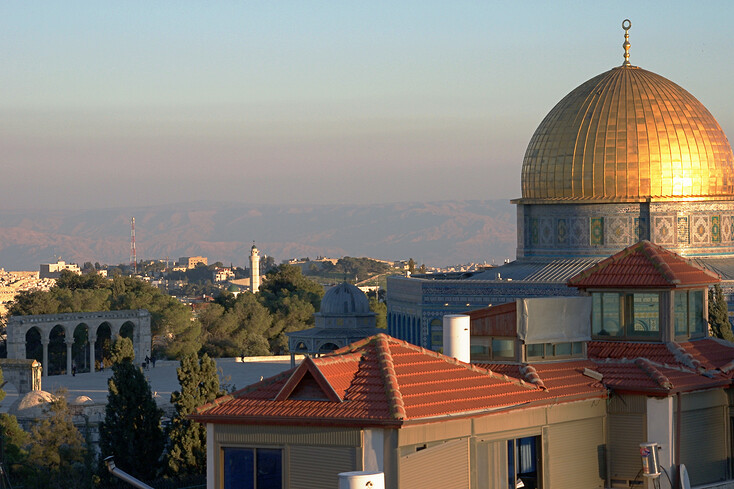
{"left": 2, "top": 1, "right": 733, "bottom": 210}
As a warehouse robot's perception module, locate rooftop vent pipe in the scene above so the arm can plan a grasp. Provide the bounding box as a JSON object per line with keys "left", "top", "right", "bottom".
{"left": 443, "top": 314, "right": 470, "bottom": 363}
{"left": 104, "top": 456, "right": 154, "bottom": 489}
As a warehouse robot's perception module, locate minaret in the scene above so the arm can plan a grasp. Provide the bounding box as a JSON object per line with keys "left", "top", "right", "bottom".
{"left": 249, "top": 243, "right": 260, "bottom": 293}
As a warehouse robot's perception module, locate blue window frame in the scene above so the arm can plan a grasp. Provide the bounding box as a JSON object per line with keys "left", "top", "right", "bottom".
{"left": 223, "top": 447, "right": 282, "bottom": 489}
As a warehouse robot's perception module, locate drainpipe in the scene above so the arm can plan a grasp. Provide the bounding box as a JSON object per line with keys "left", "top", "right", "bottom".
{"left": 104, "top": 456, "right": 154, "bottom": 489}
{"left": 675, "top": 394, "right": 681, "bottom": 489}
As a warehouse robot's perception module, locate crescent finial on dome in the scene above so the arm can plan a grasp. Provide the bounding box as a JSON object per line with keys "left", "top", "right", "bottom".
{"left": 622, "top": 19, "right": 632, "bottom": 66}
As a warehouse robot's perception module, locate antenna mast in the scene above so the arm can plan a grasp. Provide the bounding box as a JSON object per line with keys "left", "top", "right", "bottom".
{"left": 130, "top": 217, "right": 137, "bottom": 274}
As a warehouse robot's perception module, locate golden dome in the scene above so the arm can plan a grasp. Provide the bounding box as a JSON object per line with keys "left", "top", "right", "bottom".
{"left": 521, "top": 65, "right": 734, "bottom": 202}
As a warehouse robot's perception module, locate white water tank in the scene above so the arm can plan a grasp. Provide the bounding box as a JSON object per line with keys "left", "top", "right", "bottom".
{"left": 338, "top": 471, "right": 385, "bottom": 489}
{"left": 443, "top": 314, "right": 470, "bottom": 363}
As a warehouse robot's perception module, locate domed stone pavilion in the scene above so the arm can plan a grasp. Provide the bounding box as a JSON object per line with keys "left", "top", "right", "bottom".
{"left": 287, "top": 282, "right": 381, "bottom": 364}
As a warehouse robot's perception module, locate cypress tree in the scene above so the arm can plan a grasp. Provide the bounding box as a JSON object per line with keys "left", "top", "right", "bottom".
{"left": 709, "top": 284, "right": 734, "bottom": 342}
{"left": 99, "top": 360, "right": 164, "bottom": 483}
{"left": 165, "top": 354, "right": 223, "bottom": 477}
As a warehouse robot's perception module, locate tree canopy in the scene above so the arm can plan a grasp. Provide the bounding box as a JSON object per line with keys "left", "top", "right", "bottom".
{"left": 258, "top": 264, "right": 324, "bottom": 353}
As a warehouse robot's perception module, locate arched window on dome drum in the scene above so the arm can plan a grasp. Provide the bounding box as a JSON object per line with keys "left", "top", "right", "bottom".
{"left": 318, "top": 342, "right": 339, "bottom": 353}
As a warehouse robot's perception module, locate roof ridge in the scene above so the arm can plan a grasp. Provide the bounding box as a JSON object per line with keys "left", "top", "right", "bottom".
{"left": 634, "top": 357, "right": 673, "bottom": 390}
{"left": 640, "top": 241, "right": 679, "bottom": 284}
{"left": 374, "top": 335, "right": 406, "bottom": 420}
{"left": 665, "top": 341, "right": 704, "bottom": 373}
{"left": 519, "top": 365, "right": 547, "bottom": 390}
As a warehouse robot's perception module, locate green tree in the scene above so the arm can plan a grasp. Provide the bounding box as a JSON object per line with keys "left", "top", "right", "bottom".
{"left": 407, "top": 258, "right": 416, "bottom": 274}
{"left": 23, "top": 391, "right": 89, "bottom": 489}
{"left": 165, "top": 354, "right": 223, "bottom": 477}
{"left": 99, "top": 361, "right": 164, "bottom": 483}
{"left": 369, "top": 298, "right": 387, "bottom": 329}
{"left": 108, "top": 336, "right": 135, "bottom": 364}
{"left": 709, "top": 284, "right": 734, "bottom": 341}
{"left": 258, "top": 265, "right": 324, "bottom": 352}
{"left": 0, "top": 413, "right": 30, "bottom": 481}
{"left": 202, "top": 293, "right": 272, "bottom": 357}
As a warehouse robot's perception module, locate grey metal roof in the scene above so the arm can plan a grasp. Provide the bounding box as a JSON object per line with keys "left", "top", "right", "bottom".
{"left": 467, "top": 258, "right": 601, "bottom": 283}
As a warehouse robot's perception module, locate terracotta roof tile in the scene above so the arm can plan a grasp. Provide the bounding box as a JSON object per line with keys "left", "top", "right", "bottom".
{"left": 193, "top": 334, "right": 605, "bottom": 427}
{"left": 567, "top": 240, "right": 720, "bottom": 288}
{"left": 588, "top": 338, "right": 734, "bottom": 394}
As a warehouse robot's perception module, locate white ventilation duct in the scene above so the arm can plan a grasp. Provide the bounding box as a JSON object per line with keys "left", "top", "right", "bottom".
{"left": 338, "top": 471, "right": 385, "bottom": 489}
{"left": 443, "top": 314, "right": 470, "bottom": 363}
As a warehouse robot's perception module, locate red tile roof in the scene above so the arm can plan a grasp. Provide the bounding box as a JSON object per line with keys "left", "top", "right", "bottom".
{"left": 588, "top": 339, "right": 734, "bottom": 394}
{"left": 567, "top": 240, "right": 720, "bottom": 289}
{"left": 193, "top": 334, "right": 606, "bottom": 427}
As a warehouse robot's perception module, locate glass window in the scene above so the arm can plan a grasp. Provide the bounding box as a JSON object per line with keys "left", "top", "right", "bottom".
{"left": 572, "top": 341, "right": 583, "bottom": 355}
{"left": 689, "top": 290, "right": 705, "bottom": 335}
{"left": 492, "top": 339, "right": 515, "bottom": 360}
{"left": 592, "top": 293, "right": 603, "bottom": 335}
{"left": 470, "top": 337, "right": 491, "bottom": 361}
{"left": 554, "top": 342, "right": 572, "bottom": 356}
{"left": 592, "top": 291, "right": 661, "bottom": 340}
{"left": 630, "top": 293, "right": 660, "bottom": 336}
{"left": 508, "top": 436, "right": 541, "bottom": 489}
{"left": 674, "top": 291, "right": 688, "bottom": 335}
{"left": 601, "top": 293, "right": 622, "bottom": 336}
{"left": 526, "top": 343, "right": 545, "bottom": 359}
{"left": 223, "top": 448, "right": 282, "bottom": 489}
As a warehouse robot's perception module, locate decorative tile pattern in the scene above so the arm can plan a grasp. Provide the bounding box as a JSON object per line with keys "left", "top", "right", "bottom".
{"left": 653, "top": 216, "right": 675, "bottom": 245}
{"left": 677, "top": 216, "right": 689, "bottom": 244}
{"left": 723, "top": 216, "right": 733, "bottom": 243}
{"left": 539, "top": 218, "right": 554, "bottom": 245}
{"left": 557, "top": 218, "right": 568, "bottom": 245}
{"left": 712, "top": 215, "right": 721, "bottom": 243}
{"left": 606, "top": 216, "right": 630, "bottom": 245}
{"left": 692, "top": 215, "right": 709, "bottom": 244}
{"left": 590, "top": 218, "right": 604, "bottom": 245}
{"left": 531, "top": 218, "right": 539, "bottom": 245}
{"left": 569, "top": 218, "right": 588, "bottom": 246}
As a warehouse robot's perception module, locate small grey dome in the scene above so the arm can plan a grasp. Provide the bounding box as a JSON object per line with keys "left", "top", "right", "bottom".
{"left": 320, "top": 282, "right": 370, "bottom": 315}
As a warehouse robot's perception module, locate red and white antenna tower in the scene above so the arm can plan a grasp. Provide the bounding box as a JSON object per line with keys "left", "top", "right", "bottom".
{"left": 130, "top": 217, "right": 137, "bottom": 274}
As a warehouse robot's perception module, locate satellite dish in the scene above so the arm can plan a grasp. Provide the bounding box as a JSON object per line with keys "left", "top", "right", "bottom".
{"left": 679, "top": 464, "right": 691, "bottom": 489}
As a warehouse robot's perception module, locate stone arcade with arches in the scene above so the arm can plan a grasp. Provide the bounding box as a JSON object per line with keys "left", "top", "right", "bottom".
{"left": 6, "top": 310, "right": 151, "bottom": 376}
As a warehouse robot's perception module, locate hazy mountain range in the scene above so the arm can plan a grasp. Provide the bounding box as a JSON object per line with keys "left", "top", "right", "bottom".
{"left": 0, "top": 200, "right": 517, "bottom": 270}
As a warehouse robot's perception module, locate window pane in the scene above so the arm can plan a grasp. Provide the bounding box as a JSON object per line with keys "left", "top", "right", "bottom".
{"left": 470, "top": 337, "right": 491, "bottom": 361}
{"left": 592, "top": 293, "right": 603, "bottom": 335}
{"left": 572, "top": 341, "right": 583, "bottom": 355}
{"left": 631, "top": 293, "right": 659, "bottom": 336}
{"left": 224, "top": 448, "right": 254, "bottom": 489}
{"left": 674, "top": 291, "right": 688, "bottom": 335}
{"left": 689, "top": 290, "right": 705, "bottom": 335}
{"left": 601, "top": 293, "right": 621, "bottom": 336}
{"left": 507, "top": 440, "right": 515, "bottom": 489}
{"left": 256, "top": 449, "right": 282, "bottom": 489}
{"left": 526, "top": 343, "right": 544, "bottom": 359}
{"left": 554, "top": 342, "right": 572, "bottom": 356}
{"left": 492, "top": 339, "right": 515, "bottom": 360}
